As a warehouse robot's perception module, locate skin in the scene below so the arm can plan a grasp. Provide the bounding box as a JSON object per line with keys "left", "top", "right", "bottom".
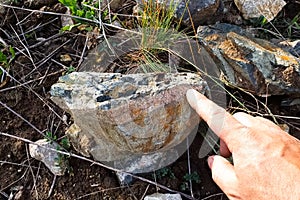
{"left": 186, "top": 89, "right": 300, "bottom": 200}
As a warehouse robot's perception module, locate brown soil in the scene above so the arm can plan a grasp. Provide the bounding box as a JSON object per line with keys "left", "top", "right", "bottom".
{"left": 0, "top": 1, "right": 299, "bottom": 200}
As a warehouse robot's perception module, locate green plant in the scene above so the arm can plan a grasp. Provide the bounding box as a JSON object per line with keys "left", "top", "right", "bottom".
{"left": 286, "top": 12, "right": 300, "bottom": 38}
{"left": 254, "top": 11, "right": 300, "bottom": 39}
{"left": 139, "top": 0, "right": 179, "bottom": 32}
{"left": 58, "top": 0, "right": 116, "bottom": 30}
{"left": 59, "top": 0, "right": 99, "bottom": 20}
{"left": 45, "top": 131, "right": 57, "bottom": 143}
{"left": 56, "top": 137, "right": 72, "bottom": 173}
{"left": 65, "top": 65, "right": 76, "bottom": 74}
{"left": 125, "top": 0, "right": 184, "bottom": 73}
{"left": 45, "top": 131, "right": 70, "bottom": 151}
{"left": 60, "top": 137, "right": 71, "bottom": 150}
{"left": 45, "top": 131, "right": 71, "bottom": 172}
{"left": 0, "top": 45, "right": 15, "bottom": 79}
{"left": 183, "top": 171, "right": 200, "bottom": 183}
{"left": 249, "top": 15, "right": 268, "bottom": 27}
{"left": 180, "top": 171, "right": 200, "bottom": 191}
{"left": 139, "top": 0, "right": 180, "bottom": 48}
{"left": 154, "top": 167, "right": 175, "bottom": 180}
{"left": 61, "top": 23, "right": 81, "bottom": 31}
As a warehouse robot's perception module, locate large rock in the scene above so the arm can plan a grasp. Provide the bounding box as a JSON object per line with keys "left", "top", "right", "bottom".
{"left": 50, "top": 72, "right": 207, "bottom": 173}
{"left": 198, "top": 23, "right": 300, "bottom": 96}
{"left": 135, "top": 0, "right": 223, "bottom": 27}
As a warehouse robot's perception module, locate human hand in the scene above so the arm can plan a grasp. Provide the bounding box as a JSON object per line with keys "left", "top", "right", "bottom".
{"left": 186, "top": 89, "right": 300, "bottom": 200}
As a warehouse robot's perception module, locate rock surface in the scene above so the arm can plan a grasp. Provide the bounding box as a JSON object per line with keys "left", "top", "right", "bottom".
{"left": 29, "top": 139, "right": 67, "bottom": 176}
{"left": 198, "top": 23, "right": 300, "bottom": 96}
{"left": 144, "top": 193, "right": 182, "bottom": 200}
{"left": 135, "top": 0, "right": 223, "bottom": 27}
{"left": 50, "top": 72, "right": 207, "bottom": 173}
{"left": 101, "top": 0, "right": 124, "bottom": 12}
{"left": 233, "top": 0, "right": 286, "bottom": 21}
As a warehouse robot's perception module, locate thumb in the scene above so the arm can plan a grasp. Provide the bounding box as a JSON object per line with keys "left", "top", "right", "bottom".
{"left": 208, "top": 155, "right": 239, "bottom": 198}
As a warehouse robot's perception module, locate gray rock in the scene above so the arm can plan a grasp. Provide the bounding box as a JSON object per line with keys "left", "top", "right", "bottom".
{"left": 50, "top": 72, "right": 207, "bottom": 173}
{"left": 233, "top": 0, "right": 286, "bottom": 21}
{"left": 115, "top": 171, "right": 133, "bottom": 185}
{"left": 101, "top": 0, "right": 124, "bottom": 12}
{"left": 198, "top": 23, "right": 300, "bottom": 96}
{"left": 135, "top": 0, "right": 223, "bottom": 27}
{"left": 29, "top": 139, "right": 67, "bottom": 176}
{"left": 144, "top": 193, "right": 182, "bottom": 200}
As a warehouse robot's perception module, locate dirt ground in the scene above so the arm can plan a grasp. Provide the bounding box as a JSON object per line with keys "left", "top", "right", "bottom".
{"left": 0, "top": 0, "right": 299, "bottom": 200}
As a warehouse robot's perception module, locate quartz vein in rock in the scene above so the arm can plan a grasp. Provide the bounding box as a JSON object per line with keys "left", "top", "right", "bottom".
{"left": 50, "top": 72, "right": 207, "bottom": 173}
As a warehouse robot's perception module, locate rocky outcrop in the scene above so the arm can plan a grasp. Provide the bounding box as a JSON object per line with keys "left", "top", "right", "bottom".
{"left": 198, "top": 23, "right": 300, "bottom": 96}
{"left": 50, "top": 72, "right": 207, "bottom": 173}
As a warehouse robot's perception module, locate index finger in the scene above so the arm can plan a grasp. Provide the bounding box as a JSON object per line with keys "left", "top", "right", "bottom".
{"left": 186, "top": 89, "right": 246, "bottom": 151}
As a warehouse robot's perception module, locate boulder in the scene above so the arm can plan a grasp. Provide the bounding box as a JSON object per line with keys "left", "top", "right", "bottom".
{"left": 50, "top": 72, "right": 207, "bottom": 173}
{"left": 198, "top": 23, "right": 300, "bottom": 96}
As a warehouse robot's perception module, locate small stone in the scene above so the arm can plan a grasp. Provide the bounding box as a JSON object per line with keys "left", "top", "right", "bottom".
{"left": 60, "top": 54, "right": 72, "bottom": 62}
{"left": 144, "top": 193, "right": 182, "bottom": 200}
{"left": 14, "top": 190, "right": 23, "bottom": 200}
{"left": 29, "top": 139, "right": 66, "bottom": 176}
{"left": 115, "top": 171, "right": 133, "bottom": 185}
{"left": 233, "top": 0, "right": 286, "bottom": 21}
{"left": 61, "top": 7, "right": 73, "bottom": 28}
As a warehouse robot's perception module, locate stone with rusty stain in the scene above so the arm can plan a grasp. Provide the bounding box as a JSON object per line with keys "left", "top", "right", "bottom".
{"left": 198, "top": 23, "right": 300, "bottom": 96}
{"left": 50, "top": 72, "right": 207, "bottom": 173}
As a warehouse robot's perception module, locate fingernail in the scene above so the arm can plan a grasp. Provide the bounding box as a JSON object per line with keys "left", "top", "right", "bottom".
{"left": 207, "top": 156, "right": 214, "bottom": 169}
{"left": 186, "top": 89, "right": 197, "bottom": 106}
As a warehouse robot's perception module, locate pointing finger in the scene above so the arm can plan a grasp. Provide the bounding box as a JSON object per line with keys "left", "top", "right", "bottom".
{"left": 186, "top": 89, "right": 246, "bottom": 152}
